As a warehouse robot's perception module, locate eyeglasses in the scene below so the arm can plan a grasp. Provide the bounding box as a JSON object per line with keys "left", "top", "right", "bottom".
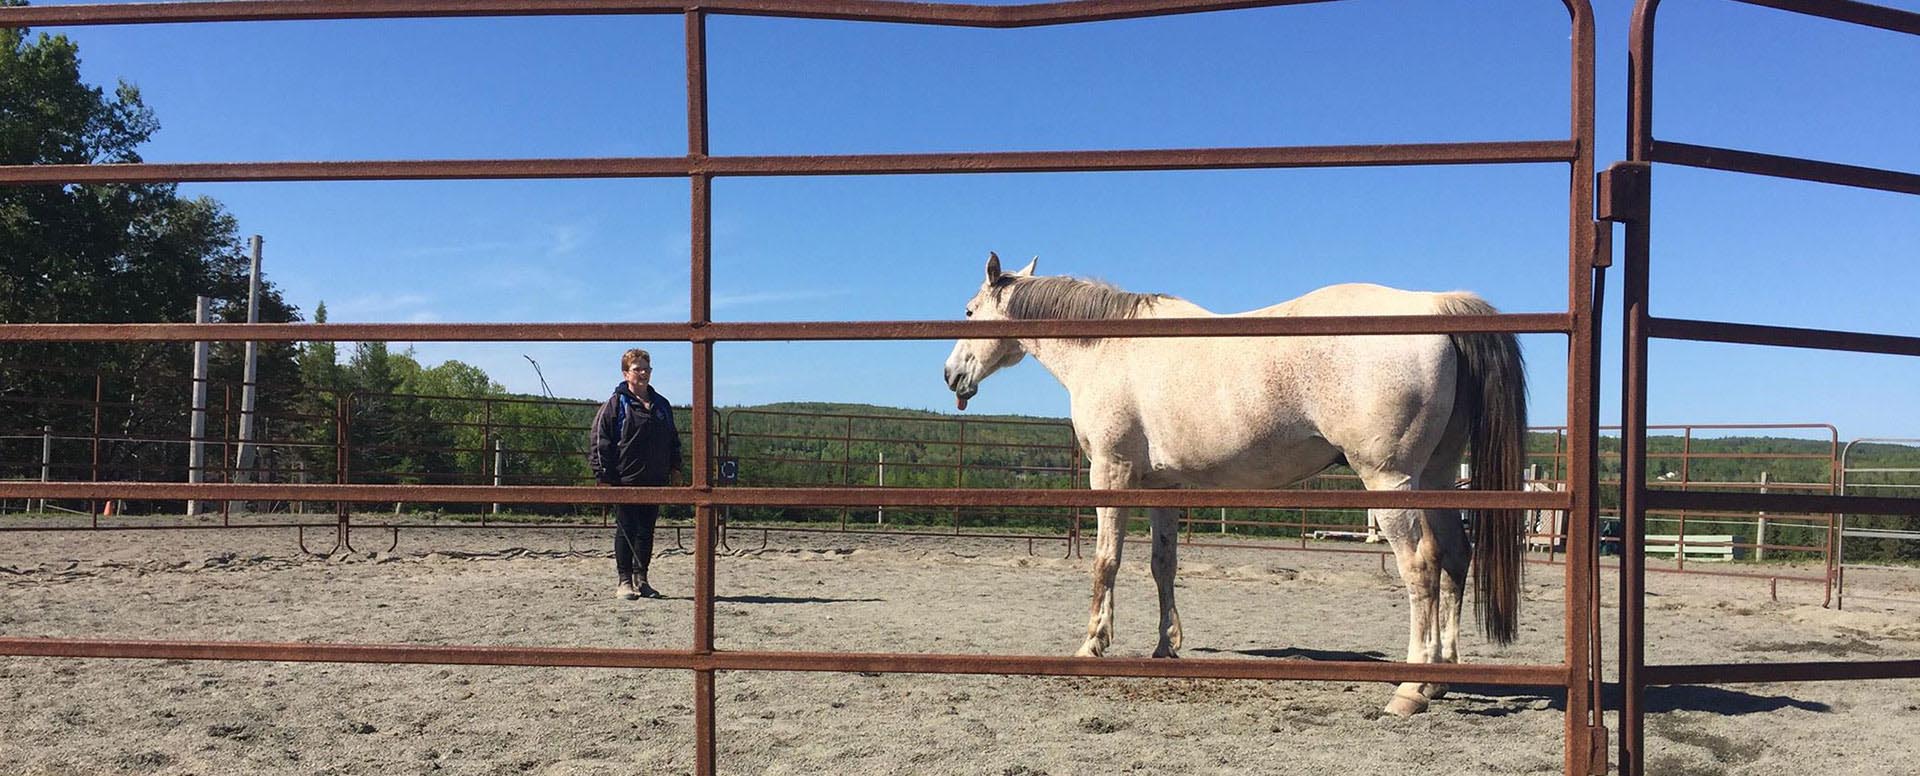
{"left": 626, "top": 366, "right": 652, "bottom": 374}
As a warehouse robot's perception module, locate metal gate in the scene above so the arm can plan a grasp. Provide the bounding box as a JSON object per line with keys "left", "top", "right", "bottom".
{"left": 1836, "top": 436, "right": 1920, "bottom": 609}
{"left": 0, "top": 2, "right": 1602, "bottom": 774}
{"left": 1604, "top": 1, "right": 1920, "bottom": 774}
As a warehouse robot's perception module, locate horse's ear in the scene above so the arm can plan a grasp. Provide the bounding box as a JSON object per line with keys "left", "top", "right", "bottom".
{"left": 986, "top": 252, "right": 1002, "bottom": 283}
{"left": 1015, "top": 256, "right": 1038, "bottom": 277}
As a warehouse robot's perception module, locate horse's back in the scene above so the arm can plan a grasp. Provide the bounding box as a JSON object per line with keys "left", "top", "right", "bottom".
{"left": 1243, "top": 282, "right": 1478, "bottom": 319}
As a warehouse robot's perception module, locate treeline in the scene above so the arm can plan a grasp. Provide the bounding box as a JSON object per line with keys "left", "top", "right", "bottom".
{"left": 289, "top": 324, "right": 601, "bottom": 490}
{"left": 718, "top": 402, "right": 1082, "bottom": 530}
{"left": 718, "top": 413, "right": 1920, "bottom": 562}
{"left": 1, "top": 20, "right": 305, "bottom": 488}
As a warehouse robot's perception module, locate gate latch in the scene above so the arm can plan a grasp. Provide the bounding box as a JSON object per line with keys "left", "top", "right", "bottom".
{"left": 1589, "top": 722, "right": 1610, "bottom": 775}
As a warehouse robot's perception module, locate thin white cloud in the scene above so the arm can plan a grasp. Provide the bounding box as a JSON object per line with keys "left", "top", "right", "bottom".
{"left": 396, "top": 240, "right": 521, "bottom": 259}
{"left": 333, "top": 292, "right": 432, "bottom": 316}
{"left": 546, "top": 224, "right": 586, "bottom": 258}
{"left": 712, "top": 288, "right": 852, "bottom": 310}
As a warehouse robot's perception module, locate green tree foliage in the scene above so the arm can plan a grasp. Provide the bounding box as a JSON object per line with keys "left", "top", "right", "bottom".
{"left": 1, "top": 18, "right": 302, "bottom": 495}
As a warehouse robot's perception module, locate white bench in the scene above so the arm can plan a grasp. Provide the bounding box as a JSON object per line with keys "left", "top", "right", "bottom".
{"left": 1645, "top": 533, "right": 1735, "bottom": 562}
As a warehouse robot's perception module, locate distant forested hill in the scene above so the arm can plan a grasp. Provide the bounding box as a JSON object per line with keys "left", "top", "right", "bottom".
{"left": 704, "top": 405, "right": 1919, "bottom": 560}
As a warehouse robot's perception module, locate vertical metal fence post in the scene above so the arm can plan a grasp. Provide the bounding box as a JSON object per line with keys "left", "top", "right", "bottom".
{"left": 336, "top": 393, "right": 351, "bottom": 551}
{"left": 38, "top": 424, "right": 51, "bottom": 514}
{"left": 686, "top": 10, "right": 718, "bottom": 776}
{"left": 233, "top": 235, "right": 263, "bottom": 504}
{"left": 491, "top": 438, "right": 504, "bottom": 516}
{"left": 188, "top": 295, "right": 210, "bottom": 516}
{"left": 0, "top": 5, "right": 1617, "bottom": 775}
{"left": 841, "top": 415, "right": 852, "bottom": 531}
{"left": 221, "top": 385, "right": 233, "bottom": 523}
{"left": 90, "top": 374, "right": 101, "bottom": 523}
{"left": 954, "top": 420, "right": 966, "bottom": 534}
{"left": 1620, "top": 9, "right": 1658, "bottom": 766}
{"left": 1562, "top": 5, "right": 1601, "bottom": 770}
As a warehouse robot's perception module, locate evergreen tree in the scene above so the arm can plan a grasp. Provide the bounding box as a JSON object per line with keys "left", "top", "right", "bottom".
{"left": 1, "top": 15, "right": 302, "bottom": 496}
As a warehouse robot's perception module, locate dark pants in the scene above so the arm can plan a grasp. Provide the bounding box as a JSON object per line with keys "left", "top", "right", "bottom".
{"left": 615, "top": 503, "right": 659, "bottom": 581}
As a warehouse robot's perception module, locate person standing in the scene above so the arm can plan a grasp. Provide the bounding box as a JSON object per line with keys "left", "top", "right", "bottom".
{"left": 589, "top": 348, "right": 682, "bottom": 600}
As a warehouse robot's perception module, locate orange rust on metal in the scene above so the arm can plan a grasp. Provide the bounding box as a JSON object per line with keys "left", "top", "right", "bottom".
{"left": 1738, "top": 0, "right": 1920, "bottom": 32}
{"left": 0, "top": 313, "right": 1572, "bottom": 343}
{"left": 1647, "top": 490, "right": 1920, "bottom": 517}
{"left": 1620, "top": 2, "right": 1919, "bottom": 773}
{"left": 0, "top": 1, "right": 1606, "bottom": 774}
{"left": 0, "top": 142, "right": 1576, "bottom": 185}
{"left": 0, "top": 1, "right": 1350, "bottom": 28}
{"left": 1649, "top": 140, "right": 1920, "bottom": 196}
{"left": 1648, "top": 316, "right": 1920, "bottom": 357}
{"left": 5, "top": 481, "right": 1568, "bottom": 510}
{"left": 0, "top": 637, "right": 1566, "bottom": 685}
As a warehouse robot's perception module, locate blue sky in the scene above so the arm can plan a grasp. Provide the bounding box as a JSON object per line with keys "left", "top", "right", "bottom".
{"left": 31, "top": 0, "right": 1920, "bottom": 440}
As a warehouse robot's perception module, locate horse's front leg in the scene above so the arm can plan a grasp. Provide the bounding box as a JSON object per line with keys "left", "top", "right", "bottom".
{"left": 1077, "top": 458, "right": 1133, "bottom": 657}
{"left": 1148, "top": 506, "right": 1182, "bottom": 658}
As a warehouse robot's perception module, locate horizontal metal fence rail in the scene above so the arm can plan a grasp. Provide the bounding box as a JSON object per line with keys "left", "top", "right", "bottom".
{"left": 0, "top": 142, "right": 1578, "bottom": 184}
{"left": 0, "top": 1, "right": 1602, "bottom": 773}
{"left": 1612, "top": 1, "right": 1920, "bottom": 773}
{"left": 1649, "top": 140, "right": 1920, "bottom": 196}
{"left": 0, "top": 0, "right": 1359, "bottom": 28}
{"left": 0, "top": 636, "right": 1565, "bottom": 685}
{"left": 0, "top": 313, "right": 1574, "bottom": 343}
{"left": 4, "top": 482, "right": 1571, "bottom": 510}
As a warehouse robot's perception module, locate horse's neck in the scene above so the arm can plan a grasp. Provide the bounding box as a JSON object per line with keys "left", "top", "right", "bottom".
{"left": 1019, "top": 336, "right": 1101, "bottom": 390}
{"left": 1018, "top": 297, "right": 1214, "bottom": 388}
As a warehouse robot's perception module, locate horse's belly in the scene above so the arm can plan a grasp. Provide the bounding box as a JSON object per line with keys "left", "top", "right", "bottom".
{"left": 1144, "top": 434, "right": 1339, "bottom": 489}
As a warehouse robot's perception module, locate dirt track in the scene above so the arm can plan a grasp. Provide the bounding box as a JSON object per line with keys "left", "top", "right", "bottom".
{"left": 3, "top": 517, "right": 1918, "bottom": 775}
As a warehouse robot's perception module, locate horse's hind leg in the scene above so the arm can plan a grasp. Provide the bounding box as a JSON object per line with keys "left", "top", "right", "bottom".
{"left": 1420, "top": 460, "right": 1473, "bottom": 702}
{"left": 1077, "top": 458, "right": 1134, "bottom": 657}
{"left": 1358, "top": 468, "right": 1445, "bottom": 717}
{"left": 1148, "top": 506, "right": 1182, "bottom": 658}
{"left": 1383, "top": 515, "right": 1444, "bottom": 716}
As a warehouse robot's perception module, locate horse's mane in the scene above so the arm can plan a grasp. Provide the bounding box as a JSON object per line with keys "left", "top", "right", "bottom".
{"left": 998, "top": 275, "right": 1168, "bottom": 321}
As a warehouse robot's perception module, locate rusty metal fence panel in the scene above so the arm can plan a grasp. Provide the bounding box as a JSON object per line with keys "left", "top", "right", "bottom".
{"left": 0, "top": 2, "right": 1604, "bottom": 774}
{"left": 1607, "top": 1, "right": 1920, "bottom": 773}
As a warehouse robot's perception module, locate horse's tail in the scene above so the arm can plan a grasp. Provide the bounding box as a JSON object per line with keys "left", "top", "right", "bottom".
{"left": 1440, "top": 293, "right": 1528, "bottom": 646}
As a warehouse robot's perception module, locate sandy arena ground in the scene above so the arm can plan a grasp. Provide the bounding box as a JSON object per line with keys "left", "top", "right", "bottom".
{"left": 2, "top": 515, "right": 1918, "bottom": 775}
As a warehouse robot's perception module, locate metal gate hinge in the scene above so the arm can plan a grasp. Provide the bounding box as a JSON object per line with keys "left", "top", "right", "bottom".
{"left": 1590, "top": 221, "right": 1613, "bottom": 268}
{"left": 1596, "top": 162, "right": 1650, "bottom": 225}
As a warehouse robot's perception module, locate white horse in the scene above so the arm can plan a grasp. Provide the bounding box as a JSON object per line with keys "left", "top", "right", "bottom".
{"left": 943, "top": 253, "right": 1528, "bottom": 716}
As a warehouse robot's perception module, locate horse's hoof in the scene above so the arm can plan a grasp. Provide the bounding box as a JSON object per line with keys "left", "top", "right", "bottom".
{"left": 1075, "top": 641, "right": 1105, "bottom": 658}
{"left": 1152, "top": 646, "right": 1180, "bottom": 659}
{"left": 1422, "top": 683, "right": 1450, "bottom": 701}
{"left": 1384, "top": 689, "right": 1429, "bottom": 717}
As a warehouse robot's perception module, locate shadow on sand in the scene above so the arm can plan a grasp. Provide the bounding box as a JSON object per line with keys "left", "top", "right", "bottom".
{"left": 1192, "top": 647, "right": 1831, "bottom": 717}
{"left": 1444, "top": 683, "right": 1830, "bottom": 717}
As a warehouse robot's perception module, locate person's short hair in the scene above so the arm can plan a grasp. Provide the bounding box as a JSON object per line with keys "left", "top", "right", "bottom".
{"left": 621, "top": 348, "right": 652, "bottom": 373}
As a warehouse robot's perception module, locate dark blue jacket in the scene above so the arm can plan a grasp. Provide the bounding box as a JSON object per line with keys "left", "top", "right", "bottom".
{"left": 588, "top": 383, "right": 682, "bottom": 485}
